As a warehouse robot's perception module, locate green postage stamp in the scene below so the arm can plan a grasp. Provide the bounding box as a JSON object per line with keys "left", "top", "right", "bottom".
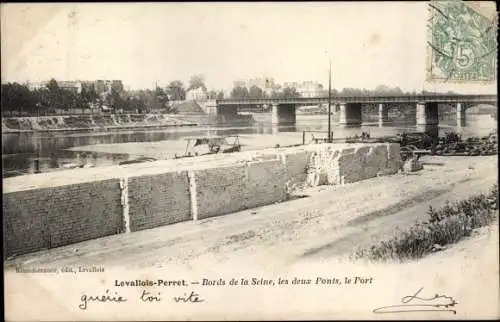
{"left": 427, "top": 1, "right": 497, "bottom": 83}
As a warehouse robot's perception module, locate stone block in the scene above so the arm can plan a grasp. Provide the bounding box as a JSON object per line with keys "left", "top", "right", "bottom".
{"left": 338, "top": 150, "right": 365, "bottom": 184}
{"left": 47, "top": 179, "right": 123, "bottom": 248}
{"left": 281, "top": 150, "right": 309, "bottom": 185}
{"left": 387, "top": 143, "right": 403, "bottom": 173}
{"left": 3, "top": 190, "right": 50, "bottom": 257}
{"left": 363, "top": 144, "right": 389, "bottom": 179}
{"left": 128, "top": 171, "right": 191, "bottom": 232}
{"left": 4, "top": 179, "right": 123, "bottom": 256}
{"left": 243, "top": 159, "right": 288, "bottom": 209}
{"left": 194, "top": 164, "right": 247, "bottom": 219}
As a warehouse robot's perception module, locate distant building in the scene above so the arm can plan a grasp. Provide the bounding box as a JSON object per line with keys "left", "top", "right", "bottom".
{"left": 94, "top": 80, "right": 108, "bottom": 94}
{"left": 283, "top": 81, "right": 323, "bottom": 97}
{"left": 27, "top": 80, "right": 82, "bottom": 93}
{"left": 27, "top": 81, "right": 48, "bottom": 91}
{"left": 57, "top": 81, "right": 83, "bottom": 94}
{"left": 81, "top": 81, "right": 96, "bottom": 92}
{"left": 92, "top": 80, "right": 123, "bottom": 99}
{"left": 27, "top": 79, "right": 124, "bottom": 97}
{"left": 233, "top": 77, "right": 276, "bottom": 95}
{"left": 186, "top": 87, "right": 208, "bottom": 101}
{"left": 234, "top": 77, "right": 275, "bottom": 90}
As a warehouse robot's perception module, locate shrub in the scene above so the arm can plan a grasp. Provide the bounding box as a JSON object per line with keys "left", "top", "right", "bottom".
{"left": 352, "top": 184, "right": 498, "bottom": 262}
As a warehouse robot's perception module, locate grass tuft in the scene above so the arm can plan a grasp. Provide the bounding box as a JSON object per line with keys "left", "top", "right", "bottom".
{"left": 352, "top": 184, "right": 498, "bottom": 262}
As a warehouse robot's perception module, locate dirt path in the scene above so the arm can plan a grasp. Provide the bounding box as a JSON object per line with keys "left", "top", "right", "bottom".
{"left": 4, "top": 155, "right": 498, "bottom": 321}
{"left": 5, "top": 155, "right": 497, "bottom": 271}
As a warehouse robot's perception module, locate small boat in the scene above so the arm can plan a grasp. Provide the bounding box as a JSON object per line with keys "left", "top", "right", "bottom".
{"left": 60, "top": 162, "right": 83, "bottom": 169}
{"left": 60, "top": 162, "right": 95, "bottom": 169}
{"left": 3, "top": 170, "right": 27, "bottom": 177}
{"left": 119, "top": 157, "right": 157, "bottom": 165}
{"left": 174, "top": 135, "right": 242, "bottom": 159}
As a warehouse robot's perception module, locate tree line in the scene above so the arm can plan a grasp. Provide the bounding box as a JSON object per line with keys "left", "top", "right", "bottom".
{"left": 230, "top": 85, "right": 301, "bottom": 99}
{"left": 0, "top": 75, "right": 223, "bottom": 116}
{"left": 229, "top": 84, "right": 457, "bottom": 99}
{"left": 1, "top": 75, "right": 458, "bottom": 117}
{"left": 0, "top": 79, "right": 167, "bottom": 116}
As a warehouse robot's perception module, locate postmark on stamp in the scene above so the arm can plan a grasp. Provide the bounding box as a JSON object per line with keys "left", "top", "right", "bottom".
{"left": 426, "top": 1, "right": 497, "bottom": 83}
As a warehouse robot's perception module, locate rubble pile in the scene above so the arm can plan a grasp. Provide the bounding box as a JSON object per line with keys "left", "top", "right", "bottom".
{"left": 304, "top": 144, "right": 401, "bottom": 187}
{"left": 346, "top": 131, "right": 497, "bottom": 158}
{"left": 434, "top": 131, "right": 497, "bottom": 156}
{"left": 306, "top": 147, "right": 341, "bottom": 186}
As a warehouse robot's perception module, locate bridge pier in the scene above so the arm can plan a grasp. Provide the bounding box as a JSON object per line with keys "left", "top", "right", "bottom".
{"left": 416, "top": 102, "right": 439, "bottom": 126}
{"left": 416, "top": 124, "right": 440, "bottom": 138}
{"left": 378, "top": 103, "right": 389, "bottom": 125}
{"left": 456, "top": 103, "right": 466, "bottom": 127}
{"left": 339, "top": 103, "right": 362, "bottom": 126}
{"left": 271, "top": 103, "right": 279, "bottom": 124}
{"left": 271, "top": 103, "right": 296, "bottom": 125}
{"left": 216, "top": 105, "right": 238, "bottom": 123}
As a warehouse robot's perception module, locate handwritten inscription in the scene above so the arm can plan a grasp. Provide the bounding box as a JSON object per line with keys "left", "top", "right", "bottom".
{"left": 373, "top": 287, "right": 458, "bottom": 314}
{"left": 79, "top": 289, "right": 203, "bottom": 309}
{"left": 173, "top": 291, "right": 205, "bottom": 303}
{"left": 140, "top": 290, "right": 162, "bottom": 302}
{"left": 79, "top": 289, "right": 127, "bottom": 310}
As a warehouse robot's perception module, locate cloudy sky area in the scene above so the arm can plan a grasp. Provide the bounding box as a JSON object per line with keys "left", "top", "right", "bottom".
{"left": 1, "top": 2, "right": 496, "bottom": 93}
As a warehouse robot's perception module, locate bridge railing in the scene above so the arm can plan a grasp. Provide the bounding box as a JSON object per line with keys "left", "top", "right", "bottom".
{"left": 216, "top": 94, "right": 497, "bottom": 105}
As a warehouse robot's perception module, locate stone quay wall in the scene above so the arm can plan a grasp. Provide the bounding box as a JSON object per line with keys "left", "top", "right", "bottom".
{"left": 3, "top": 143, "right": 402, "bottom": 257}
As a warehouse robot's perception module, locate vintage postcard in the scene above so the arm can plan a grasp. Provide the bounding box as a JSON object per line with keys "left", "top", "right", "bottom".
{"left": 2, "top": 2, "right": 498, "bottom": 321}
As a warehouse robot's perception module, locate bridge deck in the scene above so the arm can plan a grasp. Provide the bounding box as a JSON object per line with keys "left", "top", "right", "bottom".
{"left": 216, "top": 94, "right": 497, "bottom": 106}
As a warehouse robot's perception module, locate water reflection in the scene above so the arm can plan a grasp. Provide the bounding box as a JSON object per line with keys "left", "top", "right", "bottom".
{"left": 2, "top": 114, "right": 496, "bottom": 178}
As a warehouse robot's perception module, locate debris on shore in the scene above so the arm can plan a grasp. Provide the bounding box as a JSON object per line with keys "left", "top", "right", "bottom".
{"left": 346, "top": 130, "right": 498, "bottom": 158}
{"left": 433, "top": 131, "right": 497, "bottom": 156}
{"left": 403, "top": 157, "right": 423, "bottom": 173}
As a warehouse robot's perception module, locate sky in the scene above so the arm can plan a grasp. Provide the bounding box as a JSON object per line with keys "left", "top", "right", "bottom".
{"left": 1, "top": 2, "right": 497, "bottom": 94}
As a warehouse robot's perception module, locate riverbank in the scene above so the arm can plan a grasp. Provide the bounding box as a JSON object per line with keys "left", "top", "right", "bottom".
{"left": 1, "top": 114, "right": 197, "bottom": 133}
{"left": 4, "top": 155, "right": 498, "bottom": 320}
{"left": 5, "top": 155, "right": 496, "bottom": 268}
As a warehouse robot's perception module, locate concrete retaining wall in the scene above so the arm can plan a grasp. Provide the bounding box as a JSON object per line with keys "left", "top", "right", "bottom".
{"left": 3, "top": 143, "right": 402, "bottom": 257}
{"left": 4, "top": 179, "right": 122, "bottom": 257}
{"left": 243, "top": 159, "right": 288, "bottom": 210}
{"left": 281, "top": 150, "right": 310, "bottom": 186}
{"left": 194, "top": 164, "right": 248, "bottom": 220}
{"left": 4, "top": 190, "right": 50, "bottom": 257}
{"left": 127, "top": 171, "right": 191, "bottom": 232}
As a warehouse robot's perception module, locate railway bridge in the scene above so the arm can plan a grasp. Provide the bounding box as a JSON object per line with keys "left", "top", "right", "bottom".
{"left": 213, "top": 94, "right": 497, "bottom": 127}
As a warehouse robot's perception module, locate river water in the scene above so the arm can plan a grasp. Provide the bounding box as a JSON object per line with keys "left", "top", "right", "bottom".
{"left": 2, "top": 114, "right": 496, "bottom": 178}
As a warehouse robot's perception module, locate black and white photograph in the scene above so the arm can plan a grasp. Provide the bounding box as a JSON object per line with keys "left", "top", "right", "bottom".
{"left": 2, "top": 2, "right": 498, "bottom": 320}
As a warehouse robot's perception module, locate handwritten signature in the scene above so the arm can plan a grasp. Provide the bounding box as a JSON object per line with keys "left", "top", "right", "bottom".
{"left": 373, "top": 287, "right": 458, "bottom": 314}
{"left": 79, "top": 289, "right": 204, "bottom": 310}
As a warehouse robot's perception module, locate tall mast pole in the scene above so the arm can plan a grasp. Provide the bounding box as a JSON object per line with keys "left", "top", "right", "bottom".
{"left": 154, "top": 81, "right": 157, "bottom": 112}
{"left": 328, "top": 57, "right": 332, "bottom": 143}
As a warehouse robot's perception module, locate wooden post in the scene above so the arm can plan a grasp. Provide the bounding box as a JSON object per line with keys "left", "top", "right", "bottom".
{"left": 302, "top": 131, "right": 306, "bottom": 145}
{"left": 328, "top": 58, "right": 332, "bottom": 143}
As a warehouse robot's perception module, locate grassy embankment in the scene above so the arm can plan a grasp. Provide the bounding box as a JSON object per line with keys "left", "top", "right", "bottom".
{"left": 352, "top": 184, "right": 499, "bottom": 261}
